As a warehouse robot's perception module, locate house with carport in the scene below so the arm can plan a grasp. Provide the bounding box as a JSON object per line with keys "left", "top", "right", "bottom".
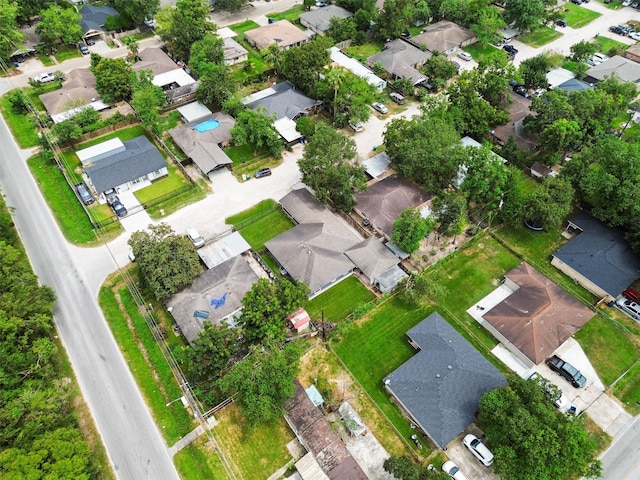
{"left": 79, "top": 4, "right": 119, "bottom": 43}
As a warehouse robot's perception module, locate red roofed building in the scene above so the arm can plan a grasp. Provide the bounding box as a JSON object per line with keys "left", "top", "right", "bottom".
{"left": 288, "top": 308, "right": 311, "bottom": 332}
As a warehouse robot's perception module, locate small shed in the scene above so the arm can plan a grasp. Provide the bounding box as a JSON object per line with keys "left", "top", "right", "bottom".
{"left": 288, "top": 308, "right": 311, "bottom": 332}
{"left": 338, "top": 402, "right": 367, "bottom": 436}
{"left": 177, "top": 102, "right": 212, "bottom": 123}
{"left": 305, "top": 384, "right": 324, "bottom": 407}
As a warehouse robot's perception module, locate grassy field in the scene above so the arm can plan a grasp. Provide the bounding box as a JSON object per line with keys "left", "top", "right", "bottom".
{"left": 595, "top": 35, "right": 628, "bottom": 54}
{"left": 0, "top": 90, "right": 41, "bottom": 147}
{"left": 563, "top": 3, "right": 602, "bottom": 29}
{"left": 306, "top": 276, "right": 376, "bottom": 322}
{"left": 613, "top": 360, "right": 640, "bottom": 415}
{"left": 343, "top": 42, "right": 384, "bottom": 63}
{"left": 214, "top": 404, "right": 294, "bottom": 480}
{"left": 175, "top": 437, "right": 230, "bottom": 480}
{"left": 225, "top": 200, "right": 294, "bottom": 251}
{"left": 225, "top": 144, "right": 281, "bottom": 180}
{"left": 134, "top": 162, "right": 192, "bottom": 205}
{"left": 518, "top": 26, "right": 562, "bottom": 47}
{"left": 54, "top": 44, "right": 83, "bottom": 63}
{"left": 332, "top": 295, "right": 433, "bottom": 452}
{"left": 267, "top": 4, "right": 306, "bottom": 23}
{"left": 464, "top": 43, "right": 504, "bottom": 63}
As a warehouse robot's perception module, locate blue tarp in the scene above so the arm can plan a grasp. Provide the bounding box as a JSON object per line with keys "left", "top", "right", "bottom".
{"left": 210, "top": 293, "right": 227, "bottom": 309}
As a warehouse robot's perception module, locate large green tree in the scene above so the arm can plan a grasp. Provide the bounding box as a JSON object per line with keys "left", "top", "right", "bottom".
{"left": 230, "top": 106, "right": 282, "bottom": 158}
{"left": 189, "top": 33, "right": 225, "bottom": 76}
{"left": 383, "top": 455, "right": 439, "bottom": 480}
{"left": 503, "top": 0, "right": 547, "bottom": 32}
{"left": 196, "top": 63, "right": 236, "bottom": 107}
{"left": 130, "top": 72, "right": 167, "bottom": 134}
{"left": 376, "top": 0, "right": 414, "bottom": 39}
{"left": 239, "top": 278, "right": 310, "bottom": 345}
{"left": 128, "top": 223, "right": 202, "bottom": 300}
{"left": 91, "top": 56, "right": 134, "bottom": 103}
{"left": 35, "top": 5, "right": 83, "bottom": 53}
{"left": 521, "top": 176, "right": 574, "bottom": 230}
{"left": 188, "top": 322, "right": 239, "bottom": 379}
{"left": 217, "top": 342, "right": 304, "bottom": 426}
{"left": 391, "top": 208, "right": 428, "bottom": 254}
{"left": 317, "top": 67, "right": 377, "bottom": 126}
{"left": 519, "top": 53, "right": 551, "bottom": 89}
{"left": 431, "top": 191, "right": 467, "bottom": 236}
{"left": 156, "top": 0, "right": 214, "bottom": 62}
{"left": 280, "top": 37, "right": 332, "bottom": 97}
{"left": 471, "top": 6, "right": 506, "bottom": 47}
{"left": 114, "top": 0, "right": 160, "bottom": 25}
{"left": 479, "top": 376, "right": 600, "bottom": 480}
{"left": 298, "top": 126, "right": 367, "bottom": 211}
{"left": 0, "top": 0, "right": 25, "bottom": 62}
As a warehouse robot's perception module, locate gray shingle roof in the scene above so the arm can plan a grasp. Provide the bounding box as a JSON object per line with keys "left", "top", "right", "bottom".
{"left": 84, "top": 136, "right": 167, "bottom": 193}
{"left": 246, "top": 81, "right": 321, "bottom": 120}
{"left": 585, "top": 55, "right": 640, "bottom": 83}
{"left": 411, "top": 20, "right": 476, "bottom": 53}
{"left": 384, "top": 312, "right": 506, "bottom": 448}
{"left": 80, "top": 4, "right": 119, "bottom": 34}
{"left": 367, "top": 39, "right": 431, "bottom": 80}
{"left": 300, "top": 5, "right": 354, "bottom": 33}
{"left": 345, "top": 236, "right": 399, "bottom": 282}
{"left": 553, "top": 211, "right": 640, "bottom": 297}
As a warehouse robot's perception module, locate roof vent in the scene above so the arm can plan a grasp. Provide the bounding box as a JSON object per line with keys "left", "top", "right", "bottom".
{"left": 447, "top": 365, "right": 452, "bottom": 370}
{"left": 436, "top": 374, "right": 440, "bottom": 378}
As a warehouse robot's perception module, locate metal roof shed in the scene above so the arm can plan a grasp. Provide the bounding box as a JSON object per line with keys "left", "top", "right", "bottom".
{"left": 177, "top": 102, "right": 212, "bottom": 123}
{"left": 76, "top": 138, "right": 125, "bottom": 165}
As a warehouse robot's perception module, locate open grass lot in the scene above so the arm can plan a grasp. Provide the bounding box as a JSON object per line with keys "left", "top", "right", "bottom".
{"left": 54, "top": 44, "right": 82, "bottom": 63}
{"left": 574, "top": 313, "right": 640, "bottom": 386}
{"left": 267, "top": 4, "right": 306, "bottom": 23}
{"left": 343, "top": 42, "right": 384, "bottom": 63}
{"left": 595, "top": 35, "right": 628, "bottom": 54}
{"left": 226, "top": 198, "right": 278, "bottom": 224}
{"left": 613, "top": 360, "right": 640, "bottom": 415}
{"left": 36, "top": 53, "right": 55, "bottom": 66}
{"left": 229, "top": 19, "right": 261, "bottom": 36}
{"left": 236, "top": 208, "right": 294, "bottom": 251}
{"left": 215, "top": 404, "right": 294, "bottom": 480}
{"left": 332, "top": 296, "right": 433, "bottom": 452}
{"left": 0, "top": 93, "right": 40, "bottom": 147}
{"left": 225, "top": 144, "right": 281, "bottom": 180}
{"left": 175, "top": 437, "right": 230, "bottom": 480}
{"left": 99, "top": 280, "right": 196, "bottom": 445}
{"left": 306, "top": 276, "right": 376, "bottom": 322}
{"left": 464, "top": 43, "right": 504, "bottom": 62}
{"left": 563, "top": 3, "right": 602, "bottom": 28}
{"left": 518, "top": 26, "right": 562, "bottom": 47}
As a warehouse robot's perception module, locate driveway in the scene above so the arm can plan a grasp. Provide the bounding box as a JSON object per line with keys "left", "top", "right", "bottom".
{"left": 444, "top": 428, "right": 501, "bottom": 480}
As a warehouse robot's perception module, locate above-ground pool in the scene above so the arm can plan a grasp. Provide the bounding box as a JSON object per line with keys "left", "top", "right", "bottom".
{"left": 194, "top": 119, "right": 220, "bottom": 132}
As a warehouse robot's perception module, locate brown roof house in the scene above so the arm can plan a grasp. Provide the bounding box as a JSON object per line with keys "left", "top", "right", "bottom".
{"left": 480, "top": 262, "right": 595, "bottom": 367}
{"left": 245, "top": 20, "right": 309, "bottom": 51}
{"left": 625, "top": 43, "right": 640, "bottom": 64}
{"left": 367, "top": 39, "right": 430, "bottom": 86}
{"left": 410, "top": 20, "right": 477, "bottom": 55}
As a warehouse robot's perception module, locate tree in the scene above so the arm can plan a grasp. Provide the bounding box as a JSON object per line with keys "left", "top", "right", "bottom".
{"left": 217, "top": 342, "right": 304, "bottom": 426}
{"left": 471, "top": 6, "right": 506, "bottom": 47}
{"left": 570, "top": 40, "right": 598, "bottom": 63}
{"left": 391, "top": 208, "right": 428, "bottom": 253}
{"left": 326, "top": 17, "right": 358, "bottom": 43}
{"left": 519, "top": 53, "right": 550, "bottom": 89}
{"left": 384, "top": 113, "right": 462, "bottom": 191}
{"left": 521, "top": 176, "right": 574, "bottom": 230}
{"left": 421, "top": 55, "right": 458, "bottom": 90}
{"left": 128, "top": 223, "right": 202, "bottom": 300}
{"left": 239, "top": 278, "right": 310, "bottom": 344}
{"left": 376, "top": 0, "right": 413, "bottom": 40}
{"left": 114, "top": 0, "right": 160, "bottom": 25}
{"left": 51, "top": 119, "right": 82, "bottom": 146}
{"left": 295, "top": 116, "right": 316, "bottom": 137}
{"left": 478, "top": 376, "right": 600, "bottom": 480}
{"left": 503, "top": 0, "right": 547, "bottom": 32}
{"left": 91, "top": 57, "right": 133, "bottom": 103}
{"left": 196, "top": 63, "right": 236, "bottom": 107}
{"left": 317, "top": 68, "right": 377, "bottom": 126}
{"left": 539, "top": 118, "right": 582, "bottom": 154}
{"left": 216, "top": 0, "right": 246, "bottom": 11}
{"left": 122, "top": 36, "right": 140, "bottom": 60}
{"left": 130, "top": 75, "right": 167, "bottom": 134}
{"left": 188, "top": 322, "right": 239, "bottom": 379}
{"left": 303, "top": 0, "right": 316, "bottom": 10}
{"left": 432, "top": 191, "right": 467, "bottom": 236}
{"left": 0, "top": 0, "right": 25, "bottom": 62}
{"left": 281, "top": 37, "right": 332, "bottom": 97}
{"left": 35, "top": 5, "right": 83, "bottom": 53}
{"left": 156, "top": 0, "right": 215, "bottom": 62}
{"left": 230, "top": 107, "right": 282, "bottom": 158}
{"left": 104, "top": 13, "right": 135, "bottom": 32}
{"left": 298, "top": 126, "right": 367, "bottom": 211}
{"left": 261, "top": 43, "right": 283, "bottom": 74}
{"left": 383, "top": 455, "right": 440, "bottom": 480}
{"left": 189, "top": 33, "right": 225, "bottom": 76}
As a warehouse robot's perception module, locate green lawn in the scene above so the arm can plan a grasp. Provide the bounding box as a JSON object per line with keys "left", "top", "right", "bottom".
{"left": 237, "top": 209, "right": 294, "bottom": 251}
{"left": 343, "top": 41, "right": 384, "bottom": 63}
{"left": 563, "top": 3, "right": 602, "bottom": 29}
{"left": 54, "top": 45, "right": 82, "bottom": 63}
{"left": 267, "top": 5, "right": 306, "bottom": 23}
{"left": 613, "top": 360, "right": 640, "bottom": 415}
{"left": 332, "top": 295, "right": 433, "bottom": 453}
{"left": 595, "top": 35, "right": 628, "bottom": 55}
{"left": 224, "top": 144, "right": 281, "bottom": 180}
{"left": 574, "top": 313, "right": 639, "bottom": 387}
{"left": 306, "top": 276, "right": 376, "bottom": 322}
{"left": 518, "top": 26, "right": 562, "bottom": 47}
{"left": 226, "top": 199, "right": 278, "bottom": 224}
{"left": 175, "top": 437, "right": 230, "bottom": 480}
{"left": 228, "top": 20, "right": 261, "bottom": 36}
{"left": 36, "top": 53, "right": 55, "bottom": 67}
{"left": 134, "top": 162, "right": 193, "bottom": 205}
{"left": 0, "top": 92, "right": 40, "bottom": 147}
{"left": 76, "top": 125, "right": 148, "bottom": 149}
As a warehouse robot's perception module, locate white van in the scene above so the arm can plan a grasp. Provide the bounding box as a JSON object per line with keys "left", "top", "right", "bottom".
{"left": 187, "top": 229, "right": 205, "bottom": 248}
{"left": 616, "top": 297, "right": 640, "bottom": 321}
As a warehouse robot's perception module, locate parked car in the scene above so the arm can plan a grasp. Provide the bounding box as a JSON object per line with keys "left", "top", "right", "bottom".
{"left": 609, "top": 25, "right": 627, "bottom": 35}
{"left": 74, "top": 182, "right": 94, "bottom": 205}
{"left": 372, "top": 102, "right": 389, "bottom": 114}
{"left": 442, "top": 461, "right": 470, "bottom": 480}
{"left": 546, "top": 355, "right": 587, "bottom": 388}
{"left": 514, "top": 86, "right": 530, "bottom": 98}
{"left": 556, "top": 19, "right": 568, "bottom": 27}
{"left": 78, "top": 43, "right": 89, "bottom": 55}
{"left": 33, "top": 73, "right": 55, "bottom": 83}
{"left": 86, "top": 38, "right": 96, "bottom": 46}
{"left": 187, "top": 229, "right": 205, "bottom": 248}
{"left": 616, "top": 296, "right": 640, "bottom": 320}
{"left": 349, "top": 121, "right": 364, "bottom": 132}
{"left": 503, "top": 44, "right": 518, "bottom": 55}
{"left": 462, "top": 434, "right": 494, "bottom": 466}
{"left": 389, "top": 92, "right": 406, "bottom": 105}
{"left": 529, "top": 372, "right": 569, "bottom": 409}
{"left": 457, "top": 51, "right": 472, "bottom": 61}
{"left": 622, "top": 0, "right": 632, "bottom": 5}
{"left": 254, "top": 167, "right": 272, "bottom": 178}
{"left": 570, "top": 0, "right": 583, "bottom": 4}
{"left": 623, "top": 287, "right": 640, "bottom": 303}
{"left": 630, "top": 32, "right": 640, "bottom": 41}
{"left": 450, "top": 60, "right": 461, "bottom": 70}
{"left": 111, "top": 200, "right": 127, "bottom": 217}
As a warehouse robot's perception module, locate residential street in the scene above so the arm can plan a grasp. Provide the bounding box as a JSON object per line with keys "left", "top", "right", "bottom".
{"left": 597, "top": 415, "right": 640, "bottom": 480}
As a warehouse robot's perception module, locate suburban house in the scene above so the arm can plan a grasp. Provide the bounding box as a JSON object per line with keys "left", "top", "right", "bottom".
{"left": 78, "top": 136, "right": 168, "bottom": 197}
{"left": 410, "top": 20, "right": 477, "bottom": 55}
{"left": 625, "top": 43, "right": 640, "bottom": 63}
{"left": 478, "top": 262, "right": 595, "bottom": 369}
{"left": 79, "top": 4, "right": 119, "bottom": 42}
{"left": 329, "top": 47, "right": 387, "bottom": 92}
{"left": 165, "top": 253, "right": 262, "bottom": 346}
{"left": 367, "top": 39, "right": 431, "bottom": 86}
{"left": 362, "top": 151, "right": 391, "bottom": 180}
{"left": 299, "top": 5, "right": 354, "bottom": 36}
{"left": 583, "top": 55, "right": 640, "bottom": 84}
{"left": 222, "top": 37, "right": 248, "bottom": 65}
{"left": 265, "top": 188, "right": 361, "bottom": 297}
{"left": 551, "top": 211, "right": 640, "bottom": 301}
{"left": 39, "top": 68, "right": 109, "bottom": 123}
{"left": 285, "top": 381, "right": 368, "bottom": 480}
{"left": 547, "top": 67, "right": 576, "bottom": 89}
{"left": 243, "top": 81, "right": 321, "bottom": 143}
{"left": 354, "top": 175, "right": 430, "bottom": 238}
{"left": 196, "top": 231, "right": 252, "bottom": 269}
{"left": 169, "top": 107, "right": 235, "bottom": 177}
{"left": 245, "top": 20, "right": 309, "bottom": 51}
{"left": 133, "top": 48, "right": 197, "bottom": 96}
{"left": 345, "top": 237, "right": 407, "bottom": 292}
{"left": 555, "top": 78, "right": 592, "bottom": 93}
{"left": 384, "top": 312, "right": 507, "bottom": 449}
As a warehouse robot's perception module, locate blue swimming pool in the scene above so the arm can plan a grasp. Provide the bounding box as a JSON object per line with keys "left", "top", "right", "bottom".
{"left": 194, "top": 119, "right": 220, "bottom": 132}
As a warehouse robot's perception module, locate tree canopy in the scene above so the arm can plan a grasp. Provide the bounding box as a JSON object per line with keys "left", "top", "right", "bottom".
{"left": 503, "top": 0, "right": 548, "bottom": 32}
{"left": 189, "top": 33, "right": 225, "bottom": 76}
{"left": 0, "top": 0, "right": 25, "bottom": 62}
{"left": 128, "top": 223, "right": 202, "bottom": 300}
{"left": 196, "top": 63, "right": 237, "bottom": 108}
{"left": 115, "top": 0, "right": 160, "bottom": 25}
{"left": 298, "top": 126, "right": 367, "bottom": 211}
{"left": 35, "top": 4, "right": 83, "bottom": 53}
{"left": 230, "top": 106, "right": 282, "bottom": 158}
{"left": 130, "top": 72, "right": 167, "bottom": 134}
{"left": 521, "top": 176, "right": 574, "bottom": 230}
{"left": 156, "top": 0, "right": 215, "bottom": 62}
{"left": 383, "top": 455, "right": 439, "bottom": 480}
{"left": 317, "top": 67, "right": 377, "bottom": 126}
{"left": 479, "top": 375, "right": 600, "bottom": 480}
{"left": 188, "top": 322, "right": 240, "bottom": 380}
{"left": 391, "top": 208, "right": 428, "bottom": 253}
{"left": 91, "top": 56, "right": 134, "bottom": 103}
{"left": 280, "top": 37, "right": 332, "bottom": 97}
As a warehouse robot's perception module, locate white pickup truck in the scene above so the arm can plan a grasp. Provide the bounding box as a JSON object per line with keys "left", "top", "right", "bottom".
{"left": 33, "top": 73, "right": 56, "bottom": 83}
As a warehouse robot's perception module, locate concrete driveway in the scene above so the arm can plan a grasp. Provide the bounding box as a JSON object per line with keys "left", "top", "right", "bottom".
{"left": 444, "top": 428, "right": 501, "bottom": 480}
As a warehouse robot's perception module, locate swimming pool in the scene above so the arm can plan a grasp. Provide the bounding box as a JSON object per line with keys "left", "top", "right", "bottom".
{"left": 194, "top": 119, "right": 220, "bottom": 132}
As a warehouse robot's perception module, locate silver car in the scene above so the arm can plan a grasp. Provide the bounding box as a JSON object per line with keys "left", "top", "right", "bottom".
{"left": 372, "top": 102, "right": 389, "bottom": 114}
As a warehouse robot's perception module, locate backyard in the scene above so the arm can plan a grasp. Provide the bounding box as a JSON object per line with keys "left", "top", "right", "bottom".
{"left": 224, "top": 144, "right": 282, "bottom": 181}
{"left": 306, "top": 276, "right": 376, "bottom": 322}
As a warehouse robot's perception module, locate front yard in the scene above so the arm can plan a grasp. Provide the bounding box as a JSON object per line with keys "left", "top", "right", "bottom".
{"left": 563, "top": 3, "right": 602, "bottom": 29}
{"left": 225, "top": 144, "right": 282, "bottom": 181}
{"left": 518, "top": 26, "right": 563, "bottom": 47}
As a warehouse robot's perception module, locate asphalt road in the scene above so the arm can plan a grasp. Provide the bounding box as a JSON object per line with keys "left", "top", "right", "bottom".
{"left": 598, "top": 415, "right": 640, "bottom": 480}
{"left": 0, "top": 114, "right": 179, "bottom": 478}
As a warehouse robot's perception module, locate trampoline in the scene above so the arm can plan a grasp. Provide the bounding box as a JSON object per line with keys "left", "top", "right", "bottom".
{"left": 194, "top": 119, "right": 220, "bottom": 132}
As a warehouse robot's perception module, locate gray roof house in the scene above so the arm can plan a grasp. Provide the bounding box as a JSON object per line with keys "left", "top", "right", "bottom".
{"left": 551, "top": 211, "right": 640, "bottom": 301}
{"left": 83, "top": 136, "right": 168, "bottom": 195}
{"left": 166, "top": 255, "right": 260, "bottom": 345}
{"left": 299, "top": 5, "right": 354, "bottom": 36}
{"left": 584, "top": 55, "right": 640, "bottom": 84}
{"left": 222, "top": 37, "right": 248, "bottom": 66}
{"left": 556, "top": 78, "right": 592, "bottom": 93}
{"left": 168, "top": 111, "right": 235, "bottom": 176}
{"left": 367, "top": 39, "right": 430, "bottom": 85}
{"left": 79, "top": 4, "right": 119, "bottom": 37}
{"left": 245, "top": 20, "right": 309, "bottom": 51}
{"left": 410, "top": 20, "right": 477, "bottom": 55}
{"left": 384, "top": 312, "right": 507, "bottom": 449}
{"left": 345, "top": 237, "right": 405, "bottom": 290}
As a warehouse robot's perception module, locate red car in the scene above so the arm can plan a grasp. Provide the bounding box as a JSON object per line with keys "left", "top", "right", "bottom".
{"left": 623, "top": 288, "right": 640, "bottom": 303}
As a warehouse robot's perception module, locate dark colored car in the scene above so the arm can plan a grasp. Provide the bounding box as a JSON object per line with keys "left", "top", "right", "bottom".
{"left": 570, "top": 0, "right": 582, "bottom": 4}
{"left": 556, "top": 19, "right": 568, "bottom": 27}
{"left": 254, "top": 167, "right": 272, "bottom": 178}
{"left": 609, "top": 25, "right": 627, "bottom": 35}
{"left": 79, "top": 43, "right": 90, "bottom": 55}
{"left": 547, "top": 355, "right": 587, "bottom": 388}
{"left": 86, "top": 38, "right": 96, "bottom": 46}
{"left": 74, "top": 182, "right": 94, "bottom": 205}
{"left": 106, "top": 194, "right": 127, "bottom": 217}
{"left": 514, "top": 86, "right": 530, "bottom": 98}
{"left": 503, "top": 44, "right": 518, "bottom": 54}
